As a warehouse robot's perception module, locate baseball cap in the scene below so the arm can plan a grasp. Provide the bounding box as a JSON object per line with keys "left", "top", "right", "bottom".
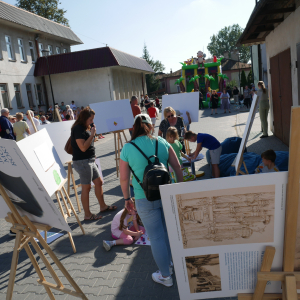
{"left": 134, "top": 114, "right": 152, "bottom": 124}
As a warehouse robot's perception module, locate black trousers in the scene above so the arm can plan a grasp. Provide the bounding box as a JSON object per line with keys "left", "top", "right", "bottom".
{"left": 244, "top": 98, "right": 250, "bottom": 108}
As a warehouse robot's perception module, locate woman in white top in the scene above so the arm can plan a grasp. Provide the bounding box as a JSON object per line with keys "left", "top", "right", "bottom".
{"left": 257, "top": 81, "right": 269, "bottom": 138}
{"left": 220, "top": 89, "right": 231, "bottom": 113}
{"left": 66, "top": 105, "right": 74, "bottom": 120}
{"left": 26, "top": 110, "right": 39, "bottom": 133}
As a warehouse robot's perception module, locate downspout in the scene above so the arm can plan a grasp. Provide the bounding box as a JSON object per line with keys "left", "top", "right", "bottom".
{"left": 142, "top": 73, "right": 145, "bottom": 95}
{"left": 258, "top": 44, "right": 262, "bottom": 81}
{"left": 41, "top": 76, "right": 50, "bottom": 109}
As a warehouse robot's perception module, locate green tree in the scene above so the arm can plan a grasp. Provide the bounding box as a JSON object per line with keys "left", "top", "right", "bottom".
{"left": 240, "top": 70, "right": 248, "bottom": 88}
{"left": 247, "top": 70, "right": 254, "bottom": 86}
{"left": 16, "top": 0, "right": 69, "bottom": 26}
{"left": 227, "top": 79, "right": 238, "bottom": 90}
{"left": 142, "top": 44, "right": 165, "bottom": 93}
{"left": 207, "top": 24, "right": 250, "bottom": 63}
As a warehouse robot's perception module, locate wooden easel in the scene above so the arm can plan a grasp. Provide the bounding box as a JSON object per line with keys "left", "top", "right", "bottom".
{"left": 184, "top": 139, "right": 191, "bottom": 155}
{"left": 54, "top": 179, "right": 85, "bottom": 253}
{"left": 238, "top": 106, "right": 300, "bottom": 299}
{"left": 113, "top": 130, "right": 128, "bottom": 177}
{"left": 67, "top": 161, "right": 81, "bottom": 212}
{"left": 0, "top": 184, "right": 88, "bottom": 300}
{"left": 26, "top": 110, "right": 38, "bottom": 133}
{"left": 235, "top": 157, "right": 249, "bottom": 175}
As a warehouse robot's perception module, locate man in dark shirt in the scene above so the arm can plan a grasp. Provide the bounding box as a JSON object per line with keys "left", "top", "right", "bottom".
{"left": 144, "top": 95, "right": 151, "bottom": 111}
{"left": 0, "top": 108, "right": 15, "bottom": 140}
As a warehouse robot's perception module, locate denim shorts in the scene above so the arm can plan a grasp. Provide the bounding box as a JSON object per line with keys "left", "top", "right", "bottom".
{"left": 73, "top": 158, "right": 100, "bottom": 185}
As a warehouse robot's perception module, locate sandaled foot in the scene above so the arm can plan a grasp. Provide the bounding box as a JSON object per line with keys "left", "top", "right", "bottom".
{"left": 84, "top": 213, "right": 102, "bottom": 221}
{"left": 100, "top": 205, "right": 117, "bottom": 213}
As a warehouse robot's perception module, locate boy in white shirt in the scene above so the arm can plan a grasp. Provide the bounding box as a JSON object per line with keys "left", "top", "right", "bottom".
{"left": 255, "top": 150, "right": 279, "bottom": 174}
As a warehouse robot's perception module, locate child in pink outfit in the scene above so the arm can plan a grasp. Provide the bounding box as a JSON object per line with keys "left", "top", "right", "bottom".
{"left": 103, "top": 207, "right": 145, "bottom": 251}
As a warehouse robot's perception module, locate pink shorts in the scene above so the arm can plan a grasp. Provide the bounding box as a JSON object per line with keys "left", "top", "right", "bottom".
{"left": 112, "top": 225, "right": 145, "bottom": 245}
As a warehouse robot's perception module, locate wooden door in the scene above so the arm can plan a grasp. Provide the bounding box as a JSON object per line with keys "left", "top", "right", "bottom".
{"left": 278, "top": 49, "right": 293, "bottom": 145}
{"left": 270, "top": 55, "right": 283, "bottom": 141}
{"left": 297, "top": 43, "right": 300, "bottom": 105}
{"left": 270, "top": 48, "right": 293, "bottom": 145}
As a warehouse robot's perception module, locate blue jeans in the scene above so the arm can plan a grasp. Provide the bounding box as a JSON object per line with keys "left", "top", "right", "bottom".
{"left": 135, "top": 198, "right": 172, "bottom": 276}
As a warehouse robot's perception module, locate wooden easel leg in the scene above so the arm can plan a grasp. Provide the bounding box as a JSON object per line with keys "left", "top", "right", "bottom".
{"left": 59, "top": 189, "right": 71, "bottom": 217}
{"left": 6, "top": 231, "right": 22, "bottom": 300}
{"left": 44, "top": 230, "right": 47, "bottom": 243}
{"left": 252, "top": 246, "right": 276, "bottom": 300}
{"left": 62, "top": 186, "right": 85, "bottom": 235}
{"left": 55, "top": 191, "right": 76, "bottom": 253}
{"left": 114, "top": 133, "right": 118, "bottom": 177}
{"left": 243, "top": 161, "right": 249, "bottom": 174}
{"left": 70, "top": 165, "right": 81, "bottom": 213}
{"left": 67, "top": 162, "right": 71, "bottom": 196}
{"left": 285, "top": 275, "right": 298, "bottom": 300}
{"left": 122, "top": 130, "right": 128, "bottom": 142}
{"left": 23, "top": 243, "right": 55, "bottom": 300}
{"left": 119, "top": 132, "right": 124, "bottom": 148}
{"left": 34, "top": 232, "right": 87, "bottom": 299}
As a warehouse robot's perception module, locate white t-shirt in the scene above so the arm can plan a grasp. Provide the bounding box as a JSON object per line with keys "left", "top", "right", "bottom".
{"left": 26, "top": 117, "right": 40, "bottom": 133}
{"left": 255, "top": 162, "right": 279, "bottom": 174}
{"left": 70, "top": 104, "right": 77, "bottom": 110}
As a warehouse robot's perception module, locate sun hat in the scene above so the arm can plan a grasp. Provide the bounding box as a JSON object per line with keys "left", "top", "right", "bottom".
{"left": 134, "top": 114, "right": 152, "bottom": 124}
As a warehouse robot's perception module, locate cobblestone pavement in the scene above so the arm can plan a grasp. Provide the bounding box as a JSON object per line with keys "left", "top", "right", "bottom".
{"left": 0, "top": 106, "right": 288, "bottom": 300}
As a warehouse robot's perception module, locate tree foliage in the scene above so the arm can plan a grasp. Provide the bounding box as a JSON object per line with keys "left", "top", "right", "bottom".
{"left": 142, "top": 44, "right": 165, "bottom": 93}
{"left": 227, "top": 79, "right": 238, "bottom": 90}
{"left": 16, "top": 0, "right": 69, "bottom": 26}
{"left": 247, "top": 70, "right": 254, "bottom": 86}
{"left": 207, "top": 24, "right": 250, "bottom": 63}
{"left": 240, "top": 70, "right": 248, "bottom": 88}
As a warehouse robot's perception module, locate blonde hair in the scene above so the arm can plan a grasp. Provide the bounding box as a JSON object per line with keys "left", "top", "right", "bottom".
{"left": 163, "top": 106, "right": 176, "bottom": 119}
{"left": 166, "top": 126, "right": 179, "bottom": 141}
{"left": 15, "top": 112, "right": 23, "bottom": 121}
{"left": 258, "top": 81, "right": 267, "bottom": 94}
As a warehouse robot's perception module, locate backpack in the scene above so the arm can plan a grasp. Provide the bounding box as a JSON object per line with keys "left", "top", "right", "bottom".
{"left": 129, "top": 138, "right": 171, "bottom": 201}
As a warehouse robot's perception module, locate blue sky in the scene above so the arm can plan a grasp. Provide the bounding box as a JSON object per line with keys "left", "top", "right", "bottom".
{"left": 3, "top": 0, "right": 255, "bottom": 72}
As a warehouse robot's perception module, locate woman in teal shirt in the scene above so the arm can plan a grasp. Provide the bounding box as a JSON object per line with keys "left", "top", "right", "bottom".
{"left": 120, "top": 114, "right": 183, "bottom": 287}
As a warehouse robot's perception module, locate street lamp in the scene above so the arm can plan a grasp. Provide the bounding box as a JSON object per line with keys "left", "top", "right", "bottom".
{"left": 41, "top": 49, "right": 55, "bottom": 108}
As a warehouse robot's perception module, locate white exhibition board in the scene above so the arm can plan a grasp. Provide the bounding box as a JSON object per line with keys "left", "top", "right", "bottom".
{"left": 43, "top": 120, "right": 75, "bottom": 165}
{"left": 0, "top": 139, "right": 70, "bottom": 232}
{"left": 160, "top": 172, "right": 288, "bottom": 299}
{"left": 162, "top": 92, "right": 199, "bottom": 123}
{"left": 90, "top": 99, "right": 134, "bottom": 134}
{"left": 234, "top": 94, "right": 258, "bottom": 171}
{"left": 18, "top": 129, "right": 67, "bottom": 196}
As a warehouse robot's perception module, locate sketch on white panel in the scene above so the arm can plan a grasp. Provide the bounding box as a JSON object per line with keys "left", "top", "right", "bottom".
{"left": 34, "top": 142, "right": 55, "bottom": 172}
{"left": 185, "top": 254, "right": 221, "bottom": 294}
{"left": 176, "top": 185, "right": 275, "bottom": 249}
{"left": 90, "top": 99, "right": 134, "bottom": 134}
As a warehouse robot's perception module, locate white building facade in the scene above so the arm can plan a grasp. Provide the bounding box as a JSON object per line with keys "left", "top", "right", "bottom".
{"left": 0, "top": 0, "right": 82, "bottom": 114}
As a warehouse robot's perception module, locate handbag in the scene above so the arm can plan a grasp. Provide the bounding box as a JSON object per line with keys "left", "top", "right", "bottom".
{"left": 64, "top": 136, "right": 73, "bottom": 155}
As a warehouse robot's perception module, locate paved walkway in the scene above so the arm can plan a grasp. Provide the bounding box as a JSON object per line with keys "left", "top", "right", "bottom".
{"left": 0, "top": 107, "right": 288, "bottom": 300}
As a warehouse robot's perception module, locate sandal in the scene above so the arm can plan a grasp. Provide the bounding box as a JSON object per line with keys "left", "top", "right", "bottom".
{"left": 84, "top": 213, "right": 103, "bottom": 221}
{"left": 100, "top": 205, "right": 117, "bottom": 213}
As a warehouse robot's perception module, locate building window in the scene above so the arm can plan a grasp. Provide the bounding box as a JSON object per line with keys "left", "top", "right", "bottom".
{"left": 18, "top": 38, "right": 26, "bottom": 62}
{"left": 0, "top": 84, "right": 10, "bottom": 108}
{"left": 36, "top": 84, "right": 44, "bottom": 105}
{"left": 38, "top": 43, "right": 43, "bottom": 57}
{"left": 26, "top": 84, "right": 35, "bottom": 107}
{"left": 29, "top": 41, "right": 35, "bottom": 62}
{"left": 56, "top": 47, "right": 61, "bottom": 54}
{"left": 14, "top": 84, "right": 23, "bottom": 108}
{"left": 48, "top": 45, "right": 53, "bottom": 55}
{"left": 5, "top": 36, "right": 14, "bottom": 60}
{"left": 63, "top": 48, "right": 68, "bottom": 53}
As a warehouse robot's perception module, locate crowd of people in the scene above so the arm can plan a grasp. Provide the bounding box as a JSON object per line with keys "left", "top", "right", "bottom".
{"left": 0, "top": 81, "right": 275, "bottom": 288}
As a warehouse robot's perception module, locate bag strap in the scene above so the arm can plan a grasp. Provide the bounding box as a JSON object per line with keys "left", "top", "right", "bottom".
{"left": 129, "top": 138, "right": 159, "bottom": 188}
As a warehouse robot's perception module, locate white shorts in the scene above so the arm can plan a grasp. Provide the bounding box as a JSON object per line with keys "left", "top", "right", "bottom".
{"left": 151, "top": 117, "right": 156, "bottom": 126}
{"left": 209, "top": 146, "right": 222, "bottom": 164}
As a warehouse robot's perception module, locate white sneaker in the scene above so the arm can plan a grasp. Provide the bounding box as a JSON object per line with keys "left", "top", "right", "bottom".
{"left": 152, "top": 270, "right": 173, "bottom": 287}
{"left": 103, "top": 240, "right": 112, "bottom": 251}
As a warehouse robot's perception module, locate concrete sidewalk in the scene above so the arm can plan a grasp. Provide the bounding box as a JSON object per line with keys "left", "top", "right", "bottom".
{"left": 0, "top": 107, "right": 288, "bottom": 300}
